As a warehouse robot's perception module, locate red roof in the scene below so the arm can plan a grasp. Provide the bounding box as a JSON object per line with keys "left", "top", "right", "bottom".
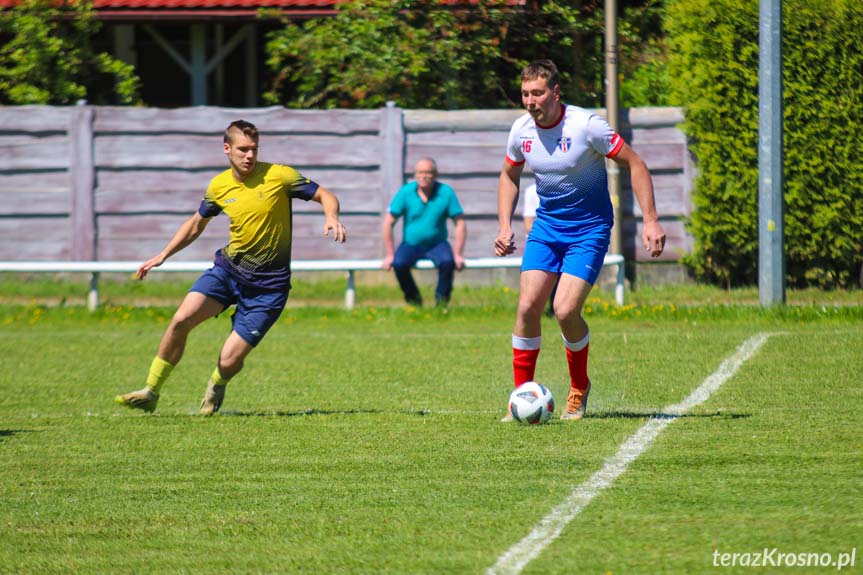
{"left": 0, "top": 0, "right": 522, "bottom": 20}
{"left": 90, "top": 0, "right": 337, "bottom": 6}
{"left": 0, "top": 0, "right": 343, "bottom": 18}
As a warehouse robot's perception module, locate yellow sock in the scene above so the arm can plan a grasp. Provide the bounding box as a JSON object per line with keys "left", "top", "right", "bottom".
{"left": 211, "top": 366, "right": 228, "bottom": 387}
{"left": 145, "top": 356, "right": 174, "bottom": 395}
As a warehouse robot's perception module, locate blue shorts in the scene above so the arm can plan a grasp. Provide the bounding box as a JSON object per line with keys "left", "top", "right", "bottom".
{"left": 522, "top": 220, "right": 611, "bottom": 285}
{"left": 190, "top": 265, "right": 289, "bottom": 347}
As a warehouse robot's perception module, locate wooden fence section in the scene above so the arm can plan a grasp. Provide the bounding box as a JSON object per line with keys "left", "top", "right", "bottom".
{"left": 0, "top": 104, "right": 691, "bottom": 267}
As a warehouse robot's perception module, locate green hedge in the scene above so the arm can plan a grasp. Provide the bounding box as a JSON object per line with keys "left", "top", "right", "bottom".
{"left": 666, "top": 0, "right": 863, "bottom": 288}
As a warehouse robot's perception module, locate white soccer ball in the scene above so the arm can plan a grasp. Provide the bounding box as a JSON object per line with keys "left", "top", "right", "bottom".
{"left": 508, "top": 381, "right": 555, "bottom": 425}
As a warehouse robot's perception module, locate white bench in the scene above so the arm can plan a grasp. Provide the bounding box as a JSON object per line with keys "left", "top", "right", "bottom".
{"left": 0, "top": 254, "right": 625, "bottom": 310}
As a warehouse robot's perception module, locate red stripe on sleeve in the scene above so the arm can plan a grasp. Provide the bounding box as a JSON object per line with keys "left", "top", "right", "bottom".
{"left": 606, "top": 133, "right": 625, "bottom": 158}
{"left": 505, "top": 155, "right": 525, "bottom": 166}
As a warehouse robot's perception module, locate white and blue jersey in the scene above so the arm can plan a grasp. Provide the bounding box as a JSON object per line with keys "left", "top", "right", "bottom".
{"left": 506, "top": 104, "right": 624, "bottom": 283}
{"left": 506, "top": 103, "right": 623, "bottom": 227}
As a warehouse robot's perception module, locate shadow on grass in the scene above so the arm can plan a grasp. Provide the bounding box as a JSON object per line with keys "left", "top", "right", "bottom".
{"left": 0, "top": 429, "right": 40, "bottom": 443}
{"left": 587, "top": 410, "right": 751, "bottom": 420}
{"left": 118, "top": 407, "right": 472, "bottom": 418}
{"left": 117, "top": 408, "right": 752, "bottom": 420}
{"left": 220, "top": 408, "right": 383, "bottom": 418}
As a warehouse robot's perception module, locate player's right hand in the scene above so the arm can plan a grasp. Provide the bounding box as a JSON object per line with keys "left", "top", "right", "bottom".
{"left": 494, "top": 229, "right": 516, "bottom": 257}
{"left": 135, "top": 255, "right": 165, "bottom": 280}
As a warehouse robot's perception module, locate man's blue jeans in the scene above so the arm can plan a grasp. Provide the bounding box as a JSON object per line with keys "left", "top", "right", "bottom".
{"left": 392, "top": 241, "right": 455, "bottom": 305}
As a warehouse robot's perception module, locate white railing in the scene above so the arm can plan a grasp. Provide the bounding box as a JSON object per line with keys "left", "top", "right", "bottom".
{"left": 0, "top": 254, "right": 625, "bottom": 310}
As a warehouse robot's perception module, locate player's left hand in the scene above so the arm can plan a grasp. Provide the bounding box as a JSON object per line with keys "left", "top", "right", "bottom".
{"left": 325, "top": 220, "right": 347, "bottom": 243}
{"left": 455, "top": 254, "right": 466, "bottom": 271}
{"left": 642, "top": 220, "right": 666, "bottom": 258}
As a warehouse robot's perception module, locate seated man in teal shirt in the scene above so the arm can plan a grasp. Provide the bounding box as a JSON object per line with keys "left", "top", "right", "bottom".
{"left": 382, "top": 157, "right": 467, "bottom": 306}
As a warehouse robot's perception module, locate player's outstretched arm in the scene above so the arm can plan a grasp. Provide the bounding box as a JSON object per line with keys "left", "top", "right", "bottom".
{"left": 495, "top": 160, "right": 522, "bottom": 257}
{"left": 613, "top": 144, "right": 667, "bottom": 258}
{"left": 136, "top": 212, "right": 210, "bottom": 280}
{"left": 312, "top": 186, "right": 347, "bottom": 243}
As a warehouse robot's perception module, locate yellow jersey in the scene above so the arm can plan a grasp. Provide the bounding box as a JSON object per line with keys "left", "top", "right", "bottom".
{"left": 198, "top": 162, "right": 318, "bottom": 290}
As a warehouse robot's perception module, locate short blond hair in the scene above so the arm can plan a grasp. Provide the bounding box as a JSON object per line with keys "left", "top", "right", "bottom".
{"left": 521, "top": 59, "right": 560, "bottom": 90}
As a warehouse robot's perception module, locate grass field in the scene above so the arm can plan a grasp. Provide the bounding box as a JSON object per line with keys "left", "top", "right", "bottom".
{"left": 0, "top": 279, "right": 861, "bottom": 574}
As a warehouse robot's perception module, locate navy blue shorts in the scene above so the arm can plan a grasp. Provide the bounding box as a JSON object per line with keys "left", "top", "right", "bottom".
{"left": 190, "top": 265, "right": 289, "bottom": 347}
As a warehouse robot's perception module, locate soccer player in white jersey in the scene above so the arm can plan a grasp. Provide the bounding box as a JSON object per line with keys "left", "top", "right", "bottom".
{"left": 495, "top": 59, "right": 666, "bottom": 421}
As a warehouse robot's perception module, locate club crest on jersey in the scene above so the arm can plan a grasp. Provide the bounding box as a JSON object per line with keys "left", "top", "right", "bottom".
{"left": 557, "top": 137, "right": 572, "bottom": 152}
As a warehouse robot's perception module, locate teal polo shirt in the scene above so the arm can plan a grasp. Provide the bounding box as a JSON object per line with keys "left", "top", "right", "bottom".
{"left": 389, "top": 181, "right": 464, "bottom": 247}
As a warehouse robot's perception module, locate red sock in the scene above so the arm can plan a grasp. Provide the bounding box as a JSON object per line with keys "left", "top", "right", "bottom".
{"left": 565, "top": 343, "right": 590, "bottom": 391}
{"left": 513, "top": 348, "right": 541, "bottom": 387}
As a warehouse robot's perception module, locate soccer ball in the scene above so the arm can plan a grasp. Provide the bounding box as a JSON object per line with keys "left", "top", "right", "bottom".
{"left": 508, "top": 381, "right": 554, "bottom": 424}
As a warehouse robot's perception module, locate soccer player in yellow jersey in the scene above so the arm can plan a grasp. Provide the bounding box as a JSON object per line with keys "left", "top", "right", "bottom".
{"left": 115, "top": 120, "right": 347, "bottom": 415}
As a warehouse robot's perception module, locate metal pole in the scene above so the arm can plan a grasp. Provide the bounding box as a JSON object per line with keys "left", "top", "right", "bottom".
{"left": 605, "top": 0, "right": 622, "bottom": 256}
{"left": 758, "top": 0, "right": 785, "bottom": 305}
{"left": 345, "top": 270, "right": 356, "bottom": 311}
{"left": 190, "top": 24, "right": 207, "bottom": 105}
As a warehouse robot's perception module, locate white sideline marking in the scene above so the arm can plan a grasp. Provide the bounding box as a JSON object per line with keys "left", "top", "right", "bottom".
{"left": 488, "top": 332, "right": 770, "bottom": 575}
